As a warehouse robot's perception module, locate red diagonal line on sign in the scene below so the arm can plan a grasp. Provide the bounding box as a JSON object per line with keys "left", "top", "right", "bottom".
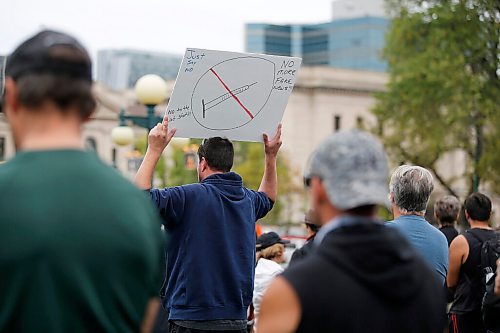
{"left": 209, "top": 68, "right": 254, "bottom": 119}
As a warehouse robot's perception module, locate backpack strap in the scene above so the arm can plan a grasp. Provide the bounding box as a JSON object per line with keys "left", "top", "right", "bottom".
{"left": 467, "top": 228, "right": 488, "bottom": 244}
{"left": 467, "top": 229, "right": 499, "bottom": 276}
{"left": 464, "top": 229, "right": 489, "bottom": 281}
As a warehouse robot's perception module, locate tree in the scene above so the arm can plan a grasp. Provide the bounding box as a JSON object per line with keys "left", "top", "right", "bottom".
{"left": 135, "top": 136, "right": 169, "bottom": 187}
{"left": 166, "top": 141, "right": 199, "bottom": 187}
{"left": 374, "top": 0, "right": 500, "bottom": 196}
{"left": 233, "top": 142, "right": 303, "bottom": 224}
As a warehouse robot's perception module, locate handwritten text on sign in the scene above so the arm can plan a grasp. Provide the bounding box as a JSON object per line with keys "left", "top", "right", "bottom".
{"left": 167, "top": 48, "right": 302, "bottom": 142}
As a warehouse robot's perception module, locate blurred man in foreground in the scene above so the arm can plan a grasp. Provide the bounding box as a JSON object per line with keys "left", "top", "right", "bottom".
{"left": 0, "top": 30, "right": 164, "bottom": 332}
{"left": 257, "top": 130, "right": 446, "bottom": 333}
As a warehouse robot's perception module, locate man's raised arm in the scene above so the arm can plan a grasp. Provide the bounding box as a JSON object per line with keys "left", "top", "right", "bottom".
{"left": 258, "top": 124, "right": 282, "bottom": 203}
{"left": 134, "top": 116, "right": 176, "bottom": 190}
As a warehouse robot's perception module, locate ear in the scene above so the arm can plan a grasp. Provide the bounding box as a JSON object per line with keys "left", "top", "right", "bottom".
{"left": 464, "top": 210, "right": 470, "bottom": 220}
{"left": 389, "top": 192, "right": 395, "bottom": 204}
{"left": 199, "top": 157, "right": 208, "bottom": 173}
{"left": 82, "top": 113, "right": 94, "bottom": 123}
{"left": 311, "top": 177, "right": 328, "bottom": 205}
{"left": 4, "top": 77, "right": 19, "bottom": 114}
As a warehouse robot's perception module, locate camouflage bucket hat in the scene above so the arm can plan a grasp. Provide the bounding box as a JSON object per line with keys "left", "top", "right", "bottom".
{"left": 308, "top": 129, "right": 389, "bottom": 210}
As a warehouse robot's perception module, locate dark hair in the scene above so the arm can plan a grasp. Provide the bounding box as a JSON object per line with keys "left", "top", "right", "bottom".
{"left": 346, "top": 204, "right": 377, "bottom": 216}
{"left": 305, "top": 223, "right": 319, "bottom": 233}
{"left": 464, "top": 192, "right": 491, "bottom": 222}
{"left": 304, "top": 210, "right": 319, "bottom": 232}
{"left": 16, "top": 73, "right": 95, "bottom": 119}
{"left": 7, "top": 45, "right": 95, "bottom": 119}
{"left": 197, "top": 137, "right": 234, "bottom": 172}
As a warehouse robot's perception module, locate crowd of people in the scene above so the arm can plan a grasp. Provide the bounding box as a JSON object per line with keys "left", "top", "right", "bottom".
{"left": 1, "top": 30, "right": 499, "bottom": 333}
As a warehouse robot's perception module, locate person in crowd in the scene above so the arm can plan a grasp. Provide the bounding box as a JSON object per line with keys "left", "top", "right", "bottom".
{"left": 434, "top": 195, "right": 461, "bottom": 246}
{"left": 253, "top": 232, "right": 289, "bottom": 321}
{"left": 0, "top": 30, "right": 164, "bottom": 332}
{"left": 288, "top": 211, "right": 319, "bottom": 266}
{"left": 387, "top": 165, "right": 449, "bottom": 284}
{"left": 135, "top": 122, "right": 282, "bottom": 332}
{"left": 256, "top": 130, "right": 446, "bottom": 333}
{"left": 447, "top": 192, "right": 497, "bottom": 333}
{"left": 496, "top": 260, "right": 500, "bottom": 296}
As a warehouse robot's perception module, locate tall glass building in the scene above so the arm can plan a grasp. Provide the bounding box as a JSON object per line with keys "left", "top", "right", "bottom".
{"left": 246, "top": 16, "right": 389, "bottom": 72}
{"left": 97, "top": 49, "right": 182, "bottom": 91}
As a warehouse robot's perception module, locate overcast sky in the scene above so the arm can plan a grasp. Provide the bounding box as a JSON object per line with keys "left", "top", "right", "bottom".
{"left": 1, "top": 0, "right": 335, "bottom": 59}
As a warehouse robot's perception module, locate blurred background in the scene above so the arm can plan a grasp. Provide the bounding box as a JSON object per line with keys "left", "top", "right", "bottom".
{"left": 1, "top": 0, "right": 498, "bottom": 233}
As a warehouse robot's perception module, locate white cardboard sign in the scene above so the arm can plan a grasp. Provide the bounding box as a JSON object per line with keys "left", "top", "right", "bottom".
{"left": 166, "top": 48, "right": 302, "bottom": 142}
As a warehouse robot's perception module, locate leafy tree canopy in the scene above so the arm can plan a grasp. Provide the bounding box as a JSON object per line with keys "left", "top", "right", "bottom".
{"left": 375, "top": 0, "right": 500, "bottom": 196}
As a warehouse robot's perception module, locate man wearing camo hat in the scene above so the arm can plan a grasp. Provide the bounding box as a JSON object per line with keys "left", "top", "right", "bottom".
{"left": 257, "top": 130, "right": 446, "bottom": 333}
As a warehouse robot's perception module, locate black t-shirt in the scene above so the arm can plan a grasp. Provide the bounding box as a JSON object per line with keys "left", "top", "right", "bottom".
{"left": 450, "top": 228, "right": 497, "bottom": 314}
{"left": 440, "top": 225, "right": 459, "bottom": 247}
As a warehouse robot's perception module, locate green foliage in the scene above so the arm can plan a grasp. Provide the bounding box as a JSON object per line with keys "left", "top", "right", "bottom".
{"left": 374, "top": 0, "right": 500, "bottom": 196}
{"left": 134, "top": 136, "right": 168, "bottom": 187}
{"left": 166, "top": 141, "right": 199, "bottom": 187}
{"left": 233, "top": 142, "right": 302, "bottom": 224}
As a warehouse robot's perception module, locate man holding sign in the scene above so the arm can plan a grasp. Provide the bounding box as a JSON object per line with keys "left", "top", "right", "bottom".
{"left": 135, "top": 117, "right": 281, "bottom": 333}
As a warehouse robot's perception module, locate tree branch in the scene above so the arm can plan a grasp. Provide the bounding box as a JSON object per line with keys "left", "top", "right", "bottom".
{"left": 429, "top": 167, "right": 460, "bottom": 198}
{"left": 398, "top": 146, "right": 460, "bottom": 197}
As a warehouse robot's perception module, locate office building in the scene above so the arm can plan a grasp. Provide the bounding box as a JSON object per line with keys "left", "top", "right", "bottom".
{"left": 246, "top": 0, "right": 389, "bottom": 72}
{"left": 97, "top": 49, "right": 182, "bottom": 90}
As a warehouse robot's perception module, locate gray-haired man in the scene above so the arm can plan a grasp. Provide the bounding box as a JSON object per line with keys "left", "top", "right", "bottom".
{"left": 257, "top": 130, "right": 446, "bottom": 333}
{"left": 387, "top": 165, "right": 449, "bottom": 284}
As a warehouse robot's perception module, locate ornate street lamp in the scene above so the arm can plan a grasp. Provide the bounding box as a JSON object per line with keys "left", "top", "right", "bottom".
{"left": 111, "top": 74, "right": 168, "bottom": 147}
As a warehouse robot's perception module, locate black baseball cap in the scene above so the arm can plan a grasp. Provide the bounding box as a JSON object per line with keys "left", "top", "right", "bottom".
{"left": 256, "top": 232, "right": 290, "bottom": 251}
{"left": 0, "top": 30, "right": 92, "bottom": 113}
{"left": 5, "top": 30, "right": 92, "bottom": 82}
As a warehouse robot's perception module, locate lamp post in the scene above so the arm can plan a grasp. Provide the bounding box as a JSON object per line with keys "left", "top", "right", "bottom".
{"left": 111, "top": 74, "right": 168, "bottom": 147}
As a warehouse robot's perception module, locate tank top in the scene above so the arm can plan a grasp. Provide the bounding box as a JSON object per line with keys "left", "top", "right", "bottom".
{"left": 450, "top": 228, "right": 496, "bottom": 314}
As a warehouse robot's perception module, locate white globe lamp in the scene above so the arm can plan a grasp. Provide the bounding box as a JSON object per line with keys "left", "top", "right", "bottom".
{"left": 111, "top": 126, "right": 134, "bottom": 146}
{"left": 135, "top": 74, "right": 168, "bottom": 105}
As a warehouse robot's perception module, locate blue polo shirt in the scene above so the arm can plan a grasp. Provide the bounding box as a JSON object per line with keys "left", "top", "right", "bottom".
{"left": 387, "top": 215, "right": 449, "bottom": 284}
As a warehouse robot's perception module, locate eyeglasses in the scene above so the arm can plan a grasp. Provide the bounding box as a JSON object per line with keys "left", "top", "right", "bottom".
{"left": 303, "top": 175, "right": 322, "bottom": 188}
{"left": 303, "top": 176, "right": 312, "bottom": 188}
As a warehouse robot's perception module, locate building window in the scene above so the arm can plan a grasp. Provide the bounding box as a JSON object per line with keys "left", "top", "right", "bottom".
{"left": 334, "top": 115, "right": 341, "bottom": 132}
{"left": 356, "top": 116, "right": 364, "bottom": 129}
{"left": 85, "top": 137, "right": 97, "bottom": 153}
{"left": 0, "top": 137, "right": 5, "bottom": 161}
{"left": 112, "top": 148, "right": 117, "bottom": 168}
{"left": 377, "top": 120, "right": 384, "bottom": 136}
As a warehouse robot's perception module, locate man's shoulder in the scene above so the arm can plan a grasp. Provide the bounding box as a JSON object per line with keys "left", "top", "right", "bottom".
{"left": 158, "top": 183, "right": 206, "bottom": 196}
{"left": 422, "top": 219, "right": 448, "bottom": 244}
{"left": 386, "top": 219, "right": 399, "bottom": 227}
{"left": 284, "top": 252, "right": 330, "bottom": 280}
{"left": 242, "top": 187, "right": 270, "bottom": 200}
